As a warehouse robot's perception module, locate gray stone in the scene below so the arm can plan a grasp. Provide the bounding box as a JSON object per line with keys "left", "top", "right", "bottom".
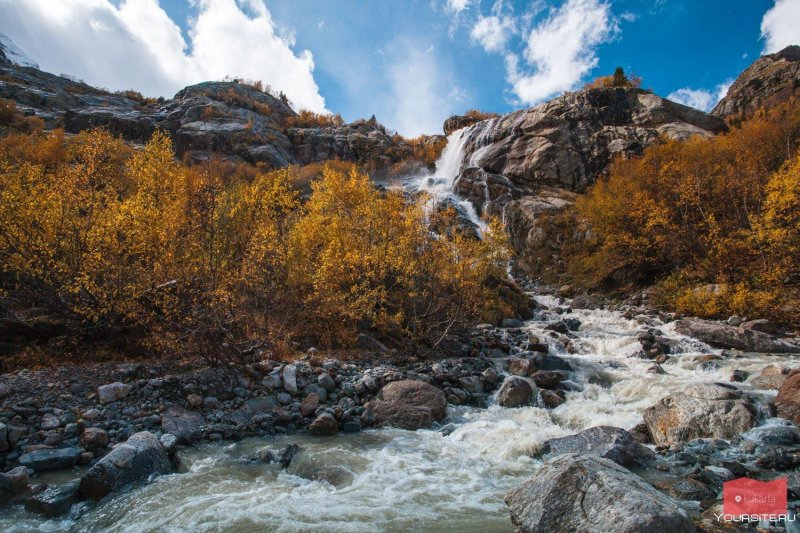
{"left": 541, "top": 426, "right": 656, "bottom": 467}
{"left": 505, "top": 454, "right": 695, "bottom": 533}
{"left": 644, "top": 383, "right": 757, "bottom": 446}
{"left": 282, "top": 364, "right": 298, "bottom": 394}
{"left": 78, "top": 431, "right": 170, "bottom": 500}
{"left": 364, "top": 380, "right": 447, "bottom": 430}
{"left": 24, "top": 479, "right": 80, "bottom": 517}
{"left": 81, "top": 427, "right": 109, "bottom": 450}
{"left": 97, "top": 382, "right": 133, "bottom": 404}
{"left": 40, "top": 413, "right": 60, "bottom": 430}
{"left": 160, "top": 406, "right": 204, "bottom": 443}
{"left": 308, "top": 413, "right": 338, "bottom": 436}
{"left": 160, "top": 433, "right": 178, "bottom": 454}
{"left": 674, "top": 318, "right": 800, "bottom": 353}
{"left": 496, "top": 376, "right": 535, "bottom": 408}
{"left": 317, "top": 373, "right": 336, "bottom": 393}
{"left": 19, "top": 447, "right": 81, "bottom": 471}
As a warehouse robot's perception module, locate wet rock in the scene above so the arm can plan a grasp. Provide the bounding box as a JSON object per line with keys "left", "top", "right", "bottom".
{"left": 730, "top": 369, "right": 749, "bottom": 382}
{"left": 751, "top": 363, "right": 788, "bottom": 390}
{"left": 532, "top": 354, "right": 572, "bottom": 372}
{"left": 775, "top": 370, "right": 800, "bottom": 425}
{"left": 19, "top": 447, "right": 81, "bottom": 472}
{"left": 308, "top": 413, "right": 338, "bottom": 436}
{"left": 0, "top": 466, "right": 30, "bottom": 503}
{"left": 505, "top": 454, "right": 694, "bottom": 533}
{"left": 97, "top": 382, "right": 133, "bottom": 404}
{"left": 161, "top": 406, "right": 204, "bottom": 444}
{"left": 673, "top": 318, "right": 800, "bottom": 353}
{"left": 247, "top": 448, "right": 275, "bottom": 463}
{"left": 530, "top": 370, "right": 563, "bottom": 389}
{"left": 341, "top": 418, "right": 362, "bottom": 433}
{"left": 544, "top": 322, "right": 569, "bottom": 334}
{"left": 81, "top": 427, "right": 108, "bottom": 450}
{"left": 279, "top": 444, "right": 300, "bottom": 468}
{"left": 541, "top": 426, "right": 656, "bottom": 468}
{"left": 497, "top": 376, "right": 535, "bottom": 408}
{"left": 364, "top": 380, "right": 447, "bottom": 430}
{"left": 539, "top": 389, "right": 565, "bottom": 408}
{"left": 482, "top": 367, "right": 499, "bottom": 385}
{"left": 507, "top": 357, "right": 534, "bottom": 376}
{"left": 79, "top": 431, "right": 171, "bottom": 500}
{"left": 24, "top": 479, "right": 80, "bottom": 518}
{"left": 643, "top": 384, "right": 757, "bottom": 446}
{"left": 629, "top": 423, "right": 652, "bottom": 444}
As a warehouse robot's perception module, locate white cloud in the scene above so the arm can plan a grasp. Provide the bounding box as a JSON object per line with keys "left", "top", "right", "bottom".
{"left": 471, "top": 14, "right": 516, "bottom": 53}
{"left": 445, "top": 0, "right": 472, "bottom": 14}
{"left": 0, "top": 0, "right": 327, "bottom": 112}
{"left": 505, "top": 0, "right": 619, "bottom": 105}
{"left": 761, "top": 0, "right": 800, "bottom": 53}
{"left": 667, "top": 80, "right": 733, "bottom": 112}
{"left": 385, "top": 41, "right": 461, "bottom": 137}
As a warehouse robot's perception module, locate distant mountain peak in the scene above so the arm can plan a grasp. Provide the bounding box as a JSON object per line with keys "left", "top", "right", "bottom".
{"left": 0, "top": 32, "right": 38, "bottom": 69}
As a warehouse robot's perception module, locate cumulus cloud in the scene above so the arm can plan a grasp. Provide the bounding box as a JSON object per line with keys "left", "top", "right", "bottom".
{"left": 505, "top": 0, "right": 619, "bottom": 105}
{"left": 471, "top": 12, "right": 517, "bottom": 53}
{"left": 667, "top": 80, "right": 733, "bottom": 112}
{"left": 0, "top": 0, "right": 327, "bottom": 111}
{"left": 760, "top": 0, "right": 800, "bottom": 53}
{"left": 445, "top": 0, "right": 472, "bottom": 14}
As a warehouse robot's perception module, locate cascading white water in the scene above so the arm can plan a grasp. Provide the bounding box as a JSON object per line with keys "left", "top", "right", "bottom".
{"left": 404, "top": 128, "right": 485, "bottom": 231}
{"left": 3, "top": 296, "right": 788, "bottom": 532}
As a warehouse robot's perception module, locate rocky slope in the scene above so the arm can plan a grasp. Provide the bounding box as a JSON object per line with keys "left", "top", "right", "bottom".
{"left": 0, "top": 37, "right": 415, "bottom": 171}
{"left": 712, "top": 45, "right": 800, "bottom": 120}
{"left": 444, "top": 87, "right": 726, "bottom": 277}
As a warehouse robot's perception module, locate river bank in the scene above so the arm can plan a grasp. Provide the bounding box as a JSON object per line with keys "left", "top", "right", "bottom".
{"left": 2, "top": 288, "right": 800, "bottom": 531}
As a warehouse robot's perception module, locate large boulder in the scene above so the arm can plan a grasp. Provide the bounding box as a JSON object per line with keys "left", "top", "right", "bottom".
{"left": 161, "top": 405, "right": 204, "bottom": 443}
{"left": 643, "top": 384, "right": 757, "bottom": 446}
{"left": 364, "top": 380, "right": 447, "bottom": 430}
{"left": 504, "top": 454, "right": 695, "bottom": 533}
{"left": 496, "top": 376, "right": 535, "bottom": 408}
{"left": 78, "top": 431, "right": 171, "bottom": 500}
{"left": 541, "top": 426, "right": 656, "bottom": 467}
{"left": 673, "top": 318, "right": 800, "bottom": 353}
{"left": 776, "top": 370, "right": 800, "bottom": 425}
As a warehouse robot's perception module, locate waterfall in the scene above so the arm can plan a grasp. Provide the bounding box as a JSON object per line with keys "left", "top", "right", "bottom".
{"left": 404, "top": 128, "right": 485, "bottom": 230}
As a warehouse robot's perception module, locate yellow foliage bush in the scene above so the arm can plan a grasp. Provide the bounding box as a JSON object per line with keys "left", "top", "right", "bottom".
{"left": 570, "top": 99, "right": 800, "bottom": 325}
{"left": 0, "top": 128, "right": 517, "bottom": 359}
{"left": 285, "top": 110, "right": 345, "bottom": 128}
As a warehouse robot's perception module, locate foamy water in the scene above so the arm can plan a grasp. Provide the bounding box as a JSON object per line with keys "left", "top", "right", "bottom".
{"left": 2, "top": 297, "right": 787, "bottom": 532}
{"left": 403, "top": 128, "right": 485, "bottom": 231}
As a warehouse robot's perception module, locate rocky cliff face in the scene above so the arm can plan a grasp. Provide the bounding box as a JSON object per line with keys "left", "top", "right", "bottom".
{"left": 0, "top": 38, "right": 413, "bottom": 170}
{"left": 444, "top": 88, "right": 726, "bottom": 278}
{"left": 712, "top": 45, "right": 800, "bottom": 120}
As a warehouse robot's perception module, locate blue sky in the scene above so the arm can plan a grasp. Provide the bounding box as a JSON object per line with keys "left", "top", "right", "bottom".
{"left": 1, "top": 0, "right": 798, "bottom": 136}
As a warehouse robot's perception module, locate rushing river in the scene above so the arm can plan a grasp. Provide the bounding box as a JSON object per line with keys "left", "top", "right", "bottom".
{"left": 2, "top": 295, "right": 788, "bottom": 532}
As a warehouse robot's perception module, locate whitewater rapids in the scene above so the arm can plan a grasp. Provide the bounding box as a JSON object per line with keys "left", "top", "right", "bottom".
{"left": 2, "top": 296, "right": 787, "bottom": 532}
